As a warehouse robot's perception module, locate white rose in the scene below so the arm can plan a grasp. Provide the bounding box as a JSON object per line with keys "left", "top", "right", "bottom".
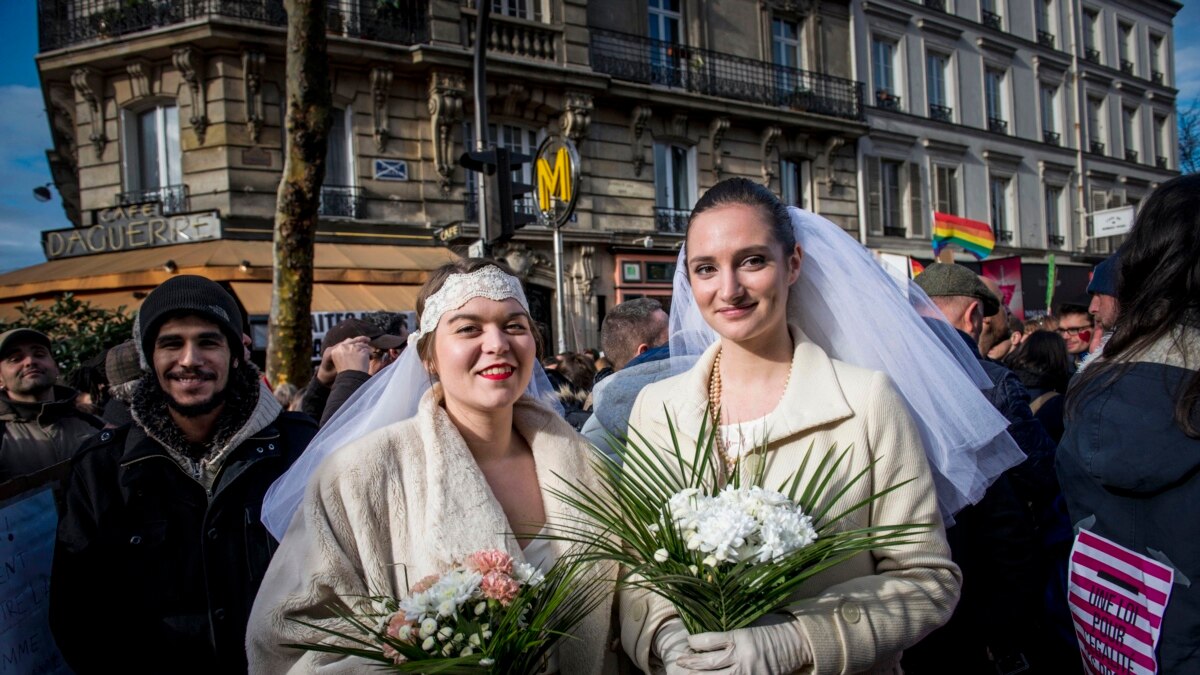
{"left": 653, "top": 548, "right": 669, "bottom": 563}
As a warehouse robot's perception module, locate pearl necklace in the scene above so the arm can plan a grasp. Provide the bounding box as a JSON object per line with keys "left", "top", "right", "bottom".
{"left": 708, "top": 347, "right": 792, "bottom": 467}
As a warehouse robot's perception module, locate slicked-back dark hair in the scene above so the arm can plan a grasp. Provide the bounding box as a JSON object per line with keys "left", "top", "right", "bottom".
{"left": 686, "top": 177, "right": 795, "bottom": 261}
{"left": 1067, "top": 173, "right": 1200, "bottom": 437}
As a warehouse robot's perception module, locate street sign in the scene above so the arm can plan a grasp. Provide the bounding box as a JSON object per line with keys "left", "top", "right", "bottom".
{"left": 534, "top": 136, "right": 580, "bottom": 228}
{"left": 1091, "top": 205, "right": 1135, "bottom": 238}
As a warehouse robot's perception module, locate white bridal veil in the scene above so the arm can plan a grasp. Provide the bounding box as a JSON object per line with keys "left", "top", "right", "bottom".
{"left": 670, "top": 206, "right": 1024, "bottom": 518}
{"left": 260, "top": 268, "right": 564, "bottom": 540}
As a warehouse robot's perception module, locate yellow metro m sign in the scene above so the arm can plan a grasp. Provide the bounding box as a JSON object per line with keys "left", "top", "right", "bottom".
{"left": 536, "top": 147, "right": 572, "bottom": 212}
{"left": 533, "top": 136, "right": 580, "bottom": 227}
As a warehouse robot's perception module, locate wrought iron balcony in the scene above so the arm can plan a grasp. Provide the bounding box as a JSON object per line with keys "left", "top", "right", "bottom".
{"left": 923, "top": 0, "right": 946, "bottom": 11}
{"left": 1043, "top": 130, "right": 1061, "bottom": 146}
{"left": 1125, "top": 149, "right": 1139, "bottom": 163}
{"left": 1120, "top": 59, "right": 1135, "bottom": 75}
{"left": 929, "top": 103, "right": 953, "bottom": 122}
{"left": 1085, "top": 48, "right": 1101, "bottom": 63}
{"left": 38, "top": 0, "right": 430, "bottom": 52}
{"left": 118, "top": 184, "right": 189, "bottom": 215}
{"left": 589, "top": 28, "right": 865, "bottom": 122}
{"left": 319, "top": 185, "right": 363, "bottom": 219}
{"left": 1038, "top": 31, "right": 1055, "bottom": 49}
{"left": 996, "top": 229, "right": 1013, "bottom": 243}
{"left": 1048, "top": 234, "right": 1065, "bottom": 247}
{"left": 988, "top": 117, "right": 1009, "bottom": 134}
{"left": 1157, "top": 155, "right": 1169, "bottom": 169}
{"left": 1090, "top": 140, "right": 1106, "bottom": 155}
{"left": 654, "top": 207, "right": 689, "bottom": 234}
{"left": 875, "top": 90, "right": 902, "bottom": 111}
{"left": 1152, "top": 70, "right": 1164, "bottom": 85}
{"left": 981, "top": 10, "right": 1002, "bottom": 30}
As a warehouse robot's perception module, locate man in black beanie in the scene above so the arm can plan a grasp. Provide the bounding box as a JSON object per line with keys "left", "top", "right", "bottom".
{"left": 50, "top": 275, "right": 317, "bottom": 674}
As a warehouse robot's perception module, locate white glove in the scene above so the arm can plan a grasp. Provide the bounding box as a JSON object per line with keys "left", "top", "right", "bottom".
{"left": 652, "top": 617, "right": 693, "bottom": 675}
{"left": 676, "top": 614, "right": 812, "bottom": 674}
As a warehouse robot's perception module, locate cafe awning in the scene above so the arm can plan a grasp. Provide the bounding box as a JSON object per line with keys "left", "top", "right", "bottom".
{"left": 228, "top": 282, "right": 422, "bottom": 315}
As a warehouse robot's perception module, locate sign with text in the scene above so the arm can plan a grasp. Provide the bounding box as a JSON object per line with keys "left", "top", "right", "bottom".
{"left": 982, "top": 256, "right": 1026, "bottom": 321}
{"left": 0, "top": 488, "right": 70, "bottom": 675}
{"left": 42, "top": 205, "right": 221, "bottom": 260}
{"left": 311, "top": 310, "right": 416, "bottom": 359}
{"left": 1092, "top": 205, "right": 1136, "bottom": 239}
{"left": 1069, "top": 529, "right": 1174, "bottom": 675}
{"left": 534, "top": 136, "right": 580, "bottom": 228}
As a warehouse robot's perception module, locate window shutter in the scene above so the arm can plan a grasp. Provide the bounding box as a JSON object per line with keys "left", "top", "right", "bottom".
{"left": 908, "top": 162, "right": 925, "bottom": 237}
{"left": 867, "top": 156, "right": 883, "bottom": 236}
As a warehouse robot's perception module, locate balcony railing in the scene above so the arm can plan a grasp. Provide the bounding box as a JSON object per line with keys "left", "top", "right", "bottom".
{"left": 923, "top": 0, "right": 946, "bottom": 11}
{"left": 1090, "top": 140, "right": 1106, "bottom": 155}
{"left": 1156, "top": 155, "right": 1169, "bottom": 169}
{"left": 464, "top": 5, "right": 557, "bottom": 61}
{"left": 929, "top": 103, "right": 953, "bottom": 122}
{"left": 38, "top": 0, "right": 430, "bottom": 52}
{"left": 996, "top": 229, "right": 1013, "bottom": 243}
{"left": 654, "top": 207, "right": 689, "bottom": 234}
{"left": 875, "top": 90, "right": 902, "bottom": 111}
{"left": 589, "top": 28, "right": 865, "bottom": 121}
{"left": 1085, "top": 48, "right": 1101, "bottom": 63}
{"left": 1037, "top": 30, "right": 1055, "bottom": 49}
{"left": 118, "top": 184, "right": 189, "bottom": 215}
{"left": 1048, "top": 234, "right": 1065, "bottom": 247}
{"left": 981, "top": 10, "right": 1002, "bottom": 30}
{"left": 1152, "top": 70, "right": 1164, "bottom": 85}
{"left": 319, "top": 185, "right": 363, "bottom": 219}
{"left": 1120, "top": 59, "right": 1135, "bottom": 75}
{"left": 1043, "top": 130, "right": 1061, "bottom": 145}
{"left": 1125, "top": 149, "right": 1139, "bottom": 163}
{"left": 988, "top": 117, "right": 1009, "bottom": 134}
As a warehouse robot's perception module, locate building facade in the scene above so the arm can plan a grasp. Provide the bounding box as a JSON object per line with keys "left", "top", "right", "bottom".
{"left": 14, "top": 0, "right": 868, "bottom": 352}
{"left": 853, "top": 0, "right": 1179, "bottom": 312}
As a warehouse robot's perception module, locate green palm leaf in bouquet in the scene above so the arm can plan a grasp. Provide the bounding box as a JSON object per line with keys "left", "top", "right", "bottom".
{"left": 543, "top": 408, "right": 933, "bottom": 634}
{"left": 285, "top": 551, "right": 608, "bottom": 673}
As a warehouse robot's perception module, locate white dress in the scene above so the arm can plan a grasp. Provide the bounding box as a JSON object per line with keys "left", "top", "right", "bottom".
{"left": 521, "top": 527, "right": 560, "bottom": 674}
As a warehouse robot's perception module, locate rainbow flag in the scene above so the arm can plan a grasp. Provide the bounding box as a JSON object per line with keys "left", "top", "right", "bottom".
{"left": 932, "top": 212, "right": 995, "bottom": 260}
{"left": 910, "top": 258, "right": 925, "bottom": 278}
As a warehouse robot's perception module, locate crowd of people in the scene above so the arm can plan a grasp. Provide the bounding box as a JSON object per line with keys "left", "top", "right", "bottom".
{"left": 0, "top": 172, "right": 1195, "bottom": 674}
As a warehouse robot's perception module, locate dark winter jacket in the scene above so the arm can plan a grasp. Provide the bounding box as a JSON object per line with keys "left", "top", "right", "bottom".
{"left": 298, "top": 369, "right": 371, "bottom": 426}
{"left": 1057, "top": 325, "right": 1200, "bottom": 673}
{"left": 0, "top": 385, "right": 102, "bottom": 484}
{"left": 49, "top": 375, "right": 317, "bottom": 674}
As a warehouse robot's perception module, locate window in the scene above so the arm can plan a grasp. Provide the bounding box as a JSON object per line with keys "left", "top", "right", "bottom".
{"left": 1123, "top": 106, "right": 1139, "bottom": 162}
{"left": 989, "top": 174, "right": 1013, "bottom": 241}
{"left": 1154, "top": 114, "right": 1169, "bottom": 168}
{"left": 321, "top": 107, "right": 358, "bottom": 218}
{"left": 462, "top": 123, "right": 541, "bottom": 221}
{"left": 882, "top": 160, "right": 903, "bottom": 233}
{"left": 1150, "top": 34, "right": 1165, "bottom": 83}
{"left": 1083, "top": 9, "right": 1101, "bottom": 62}
{"left": 492, "top": 0, "right": 540, "bottom": 21}
{"left": 872, "top": 38, "right": 901, "bottom": 109}
{"left": 780, "top": 159, "right": 808, "bottom": 209}
{"left": 772, "top": 18, "right": 804, "bottom": 71}
{"left": 1040, "top": 84, "right": 1059, "bottom": 144}
{"left": 927, "top": 52, "right": 952, "bottom": 121}
{"left": 648, "top": 0, "right": 681, "bottom": 44}
{"left": 1118, "top": 22, "right": 1135, "bottom": 74}
{"left": 653, "top": 142, "right": 695, "bottom": 232}
{"left": 866, "top": 158, "right": 923, "bottom": 237}
{"left": 1035, "top": 0, "right": 1055, "bottom": 46}
{"left": 1087, "top": 96, "right": 1106, "bottom": 153}
{"left": 981, "top": 0, "right": 1003, "bottom": 29}
{"left": 985, "top": 68, "right": 1007, "bottom": 133}
{"left": 1045, "top": 185, "right": 1065, "bottom": 247}
{"left": 934, "top": 164, "right": 959, "bottom": 215}
{"left": 120, "top": 103, "right": 184, "bottom": 212}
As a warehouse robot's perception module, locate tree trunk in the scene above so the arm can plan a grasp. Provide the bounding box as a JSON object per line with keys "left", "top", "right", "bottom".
{"left": 267, "top": 0, "right": 331, "bottom": 386}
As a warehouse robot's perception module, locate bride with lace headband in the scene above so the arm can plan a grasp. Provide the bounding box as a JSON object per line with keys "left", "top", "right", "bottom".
{"left": 249, "top": 259, "right": 617, "bottom": 674}
{"left": 618, "top": 178, "right": 1023, "bottom": 674}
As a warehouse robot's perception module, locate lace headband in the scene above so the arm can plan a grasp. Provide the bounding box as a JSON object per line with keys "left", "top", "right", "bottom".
{"left": 408, "top": 266, "right": 530, "bottom": 347}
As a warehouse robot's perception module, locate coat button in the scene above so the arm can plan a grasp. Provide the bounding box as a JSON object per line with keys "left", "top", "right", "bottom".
{"left": 840, "top": 602, "right": 861, "bottom": 624}
{"left": 207, "top": 528, "right": 219, "bottom": 540}
{"left": 213, "top": 608, "right": 226, "bottom": 621}
{"left": 630, "top": 602, "right": 646, "bottom": 622}
{"left": 129, "top": 535, "right": 142, "bottom": 545}
{"left": 268, "top": 443, "right": 275, "bottom": 450}
{"left": 255, "top": 447, "right": 264, "bottom": 454}
{"left": 100, "top": 431, "right": 111, "bottom": 441}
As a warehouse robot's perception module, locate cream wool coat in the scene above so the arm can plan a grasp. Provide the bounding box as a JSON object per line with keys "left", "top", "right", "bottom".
{"left": 620, "top": 326, "right": 962, "bottom": 675}
{"left": 247, "top": 386, "right": 618, "bottom": 674}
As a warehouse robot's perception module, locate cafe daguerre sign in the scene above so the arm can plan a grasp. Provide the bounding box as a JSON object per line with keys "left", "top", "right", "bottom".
{"left": 41, "top": 203, "right": 222, "bottom": 260}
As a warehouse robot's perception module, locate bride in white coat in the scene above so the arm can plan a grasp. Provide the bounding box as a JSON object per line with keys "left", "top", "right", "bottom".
{"left": 247, "top": 259, "right": 617, "bottom": 674}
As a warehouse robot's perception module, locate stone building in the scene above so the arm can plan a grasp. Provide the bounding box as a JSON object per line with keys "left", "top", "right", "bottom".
{"left": 7, "top": 0, "right": 867, "bottom": 353}
{"left": 852, "top": 0, "right": 1180, "bottom": 313}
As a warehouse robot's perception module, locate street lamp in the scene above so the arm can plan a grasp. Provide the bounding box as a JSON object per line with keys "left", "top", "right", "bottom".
{"left": 32, "top": 183, "right": 53, "bottom": 202}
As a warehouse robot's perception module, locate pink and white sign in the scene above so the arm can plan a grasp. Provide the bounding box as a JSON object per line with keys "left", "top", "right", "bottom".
{"left": 1068, "top": 529, "right": 1175, "bottom": 675}
{"left": 981, "top": 256, "right": 1025, "bottom": 321}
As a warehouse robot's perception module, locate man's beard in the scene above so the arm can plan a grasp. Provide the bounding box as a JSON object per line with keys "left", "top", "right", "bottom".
{"left": 164, "top": 383, "right": 228, "bottom": 418}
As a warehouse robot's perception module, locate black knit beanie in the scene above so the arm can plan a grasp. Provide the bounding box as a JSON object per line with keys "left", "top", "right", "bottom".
{"left": 136, "top": 275, "right": 244, "bottom": 365}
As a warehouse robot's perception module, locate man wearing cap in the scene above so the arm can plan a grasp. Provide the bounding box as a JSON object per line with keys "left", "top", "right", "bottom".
{"left": 907, "top": 263, "right": 1061, "bottom": 674}
{"left": 49, "top": 275, "right": 317, "bottom": 674}
{"left": 0, "top": 328, "right": 103, "bottom": 484}
{"left": 299, "top": 317, "right": 405, "bottom": 425}
{"left": 1081, "top": 255, "right": 1119, "bottom": 370}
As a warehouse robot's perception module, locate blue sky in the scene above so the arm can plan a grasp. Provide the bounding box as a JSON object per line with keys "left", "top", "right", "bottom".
{"left": 0, "top": 2, "right": 1195, "bottom": 273}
